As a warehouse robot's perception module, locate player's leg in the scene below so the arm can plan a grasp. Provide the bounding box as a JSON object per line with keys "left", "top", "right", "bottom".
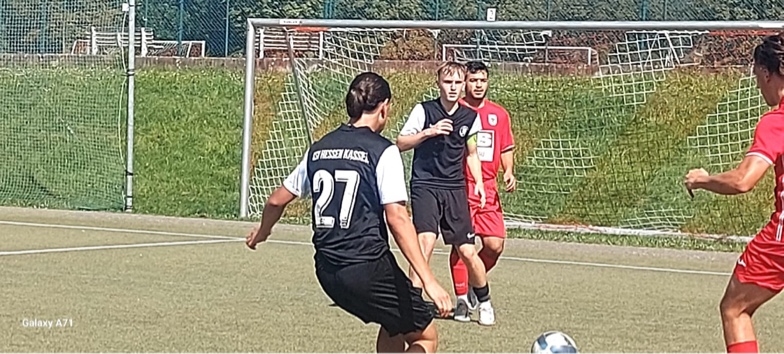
{"left": 478, "top": 236, "right": 504, "bottom": 272}
{"left": 409, "top": 232, "right": 437, "bottom": 289}
{"left": 317, "top": 251, "right": 438, "bottom": 353}
{"left": 474, "top": 185, "right": 506, "bottom": 274}
{"left": 409, "top": 187, "right": 440, "bottom": 289}
{"left": 376, "top": 327, "right": 407, "bottom": 353}
{"left": 719, "top": 275, "right": 776, "bottom": 353}
{"left": 441, "top": 189, "right": 494, "bottom": 326}
{"left": 377, "top": 321, "right": 438, "bottom": 353}
{"left": 719, "top": 242, "right": 783, "bottom": 353}
{"left": 449, "top": 248, "right": 471, "bottom": 320}
{"left": 375, "top": 252, "right": 440, "bottom": 353}
{"left": 449, "top": 183, "right": 480, "bottom": 321}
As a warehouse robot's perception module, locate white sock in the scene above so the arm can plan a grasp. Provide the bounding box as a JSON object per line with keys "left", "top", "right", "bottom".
{"left": 457, "top": 295, "right": 469, "bottom": 303}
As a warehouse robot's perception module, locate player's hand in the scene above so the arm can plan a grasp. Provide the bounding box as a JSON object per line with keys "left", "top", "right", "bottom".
{"left": 422, "top": 281, "right": 453, "bottom": 319}
{"left": 475, "top": 183, "right": 486, "bottom": 208}
{"left": 246, "top": 225, "right": 270, "bottom": 250}
{"left": 684, "top": 168, "right": 708, "bottom": 193}
{"left": 425, "top": 119, "right": 453, "bottom": 137}
{"left": 504, "top": 172, "right": 517, "bottom": 193}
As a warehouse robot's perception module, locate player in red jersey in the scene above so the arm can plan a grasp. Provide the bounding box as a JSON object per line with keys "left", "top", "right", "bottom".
{"left": 684, "top": 33, "right": 784, "bottom": 353}
{"left": 449, "top": 61, "right": 516, "bottom": 324}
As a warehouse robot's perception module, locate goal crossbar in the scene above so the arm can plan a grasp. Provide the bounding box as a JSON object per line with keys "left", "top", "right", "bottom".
{"left": 247, "top": 19, "right": 784, "bottom": 31}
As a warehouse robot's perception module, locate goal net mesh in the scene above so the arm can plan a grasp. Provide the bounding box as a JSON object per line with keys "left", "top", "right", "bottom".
{"left": 248, "top": 26, "right": 769, "bottom": 238}
{"left": 0, "top": 2, "right": 127, "bottom": 211}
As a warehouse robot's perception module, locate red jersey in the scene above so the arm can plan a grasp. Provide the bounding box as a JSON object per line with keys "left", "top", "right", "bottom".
{"left": 747, "top": 104, "right": 784, "bottom": 243}
{"left": 461, "top": 99, "right": 515, "bottom": 187}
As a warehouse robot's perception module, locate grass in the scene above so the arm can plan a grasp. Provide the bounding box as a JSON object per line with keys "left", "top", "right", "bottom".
{"left": 4, "top": 208, "right": 784, "bottom": 352}
{"left": 0, "top": 64, "right": 776, "bottom": 248}
{"left": 0, "top": 66, "right": 125, "bottom": 211}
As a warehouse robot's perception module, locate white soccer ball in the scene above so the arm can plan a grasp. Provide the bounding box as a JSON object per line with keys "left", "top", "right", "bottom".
{"left": 531, "top": 331, "right": 579, "bottom": 354}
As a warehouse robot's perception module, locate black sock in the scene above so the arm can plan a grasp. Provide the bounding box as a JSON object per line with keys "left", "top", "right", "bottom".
{"left": 473, "top": 284, "right": 490, "bottom": 303}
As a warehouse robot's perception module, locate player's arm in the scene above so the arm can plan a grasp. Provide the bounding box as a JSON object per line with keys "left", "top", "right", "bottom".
{"left": 376, "top": 145, "right": 452, "bottom": 316}
{"left": 500, "top": 109, "right": 516, "bottom": 192}
{"left": 246, "top": 151, "right": 310, "bottom": 249}
{"left": 466, "top": 114, "right": 486, "bottom": 206}
{"left": 686, "top": 117, "right": 782, "bottom": 195}
{"left": 686, "top": 155, "right": 770, "bottom": 195}
{"left": 396, "top": 104, "right": 450, "bottom": 152}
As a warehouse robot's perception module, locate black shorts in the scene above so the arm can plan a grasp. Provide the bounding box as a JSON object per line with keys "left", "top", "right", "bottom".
{"left": 410, "top": 186, "right": 475, "bottom": 246}
{"left": 315, "top": 251, "right": 435, "bottom": 337}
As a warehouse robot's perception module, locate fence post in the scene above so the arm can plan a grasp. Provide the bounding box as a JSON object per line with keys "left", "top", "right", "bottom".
{"left": 125, "top": 0, "right": 137, "bottom": 212}
{"left": 225, "top": 0, "right": 230, "bottom": 56}
{"left": 90, "top": 26, "right": 98, "bottom": 55}
{"left": 178, "top": 0, "right": 184, "bottom": 56}
{"left": 640, "top": 0, "right": 649, "bottom": 20}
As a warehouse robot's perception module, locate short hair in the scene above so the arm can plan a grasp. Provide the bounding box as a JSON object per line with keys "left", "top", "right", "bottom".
{"left": 465, "top": 61, "right": 489, "bottom": 75}
{"left": 753, "top": 32, "right": 784, "bottom": 76}
{"left": 345, "top": 72, "right": 392, "bottom": 121}
{"left": 437, "top": 61, "right": 466, "bottom": 79}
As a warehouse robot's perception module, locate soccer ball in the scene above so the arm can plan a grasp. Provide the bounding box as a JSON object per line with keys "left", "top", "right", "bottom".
{"left": 530, "top": 331, "right": 579, "bottom": 353}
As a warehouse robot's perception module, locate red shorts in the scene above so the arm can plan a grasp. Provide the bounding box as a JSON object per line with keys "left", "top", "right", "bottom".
{"left": 466, "top": 182, "right": 506, "bottom": 238}
{"left": 733, "top": 223, "right": 784, "bottom": 292}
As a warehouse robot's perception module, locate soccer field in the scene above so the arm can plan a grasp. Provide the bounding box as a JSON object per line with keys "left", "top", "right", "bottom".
{"left": 2, "top": 205, "right": 784, "bottom": 352}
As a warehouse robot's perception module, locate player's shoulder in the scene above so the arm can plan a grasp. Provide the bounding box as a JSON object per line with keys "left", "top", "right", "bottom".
{"left": 485, "top": 100, "right": 511, "bottom": 116}
{"left": 456, "top": 103, "right": 478, "bottom": 117}
{"left": 419, "top": 98, "right": 439, "bottom": 108}
{"left": 757, "top": 109, "right": 784, "bottom": 131}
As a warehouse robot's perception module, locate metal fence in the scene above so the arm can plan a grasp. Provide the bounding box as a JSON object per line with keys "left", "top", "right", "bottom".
{"left": 131, "top": 0, "right": 784, "bottom": 57}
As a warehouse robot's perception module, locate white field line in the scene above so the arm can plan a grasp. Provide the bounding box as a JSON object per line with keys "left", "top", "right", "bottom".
{"left": 0, "top": 239, "right": 241, "bottom": 256}
{"left": 1, "top": 220, "right": 730, "bottom": 276}
{"left": 0, "top": 220, "right": 242, "bottom": 240}
{"left": 266, "top": 239, "right": 731, "bottom": 277}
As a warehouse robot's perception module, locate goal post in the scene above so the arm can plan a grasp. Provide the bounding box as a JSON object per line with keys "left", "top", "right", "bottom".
{"left": 241, "top": 19, "right": 784, "bottom": 241}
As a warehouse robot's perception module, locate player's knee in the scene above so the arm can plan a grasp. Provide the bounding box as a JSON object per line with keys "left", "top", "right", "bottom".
{"left": 719, "top": 289, "right": 755, "bottom": 319}
{"left": 482, "top": 241, "right": 504, "bottom": 258}
{"left": 456, "top": 243, "right": 478, "bottom": 260}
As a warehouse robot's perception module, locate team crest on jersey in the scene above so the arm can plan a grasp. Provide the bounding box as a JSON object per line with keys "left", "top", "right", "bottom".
{"left": 459, "top": 125, "right": 468, "bottom": 137}
{"left": 488, "top": 114, "right": 498, "bottom": 126}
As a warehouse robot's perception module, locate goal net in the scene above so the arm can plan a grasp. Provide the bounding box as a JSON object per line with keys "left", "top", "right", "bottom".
{"left": 0, "top": 2, "right": 128, "bottom": 211}
{"left": 242, "top": 20, "right": 771, "bottom": 240}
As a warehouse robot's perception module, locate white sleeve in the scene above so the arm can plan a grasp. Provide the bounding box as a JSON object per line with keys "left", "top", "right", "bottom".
{"left": 398, "top": 104, "right": 426, "bottom": 136}
{"left": 468, "top": 113, "right": 482, "bottom": 136}
{"left": 375, "top": 145, "right": 409, "bottom": 205}
{"left": 282, "top": 150, "right": 310, "bottom": 198}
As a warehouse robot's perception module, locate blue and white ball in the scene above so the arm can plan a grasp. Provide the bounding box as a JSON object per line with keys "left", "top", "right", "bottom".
{"left": 531, "top": 331, "right": 579, "bottom": 353}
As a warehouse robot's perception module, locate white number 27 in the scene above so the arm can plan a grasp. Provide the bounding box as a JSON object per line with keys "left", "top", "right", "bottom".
{"left": 312, "top": 169, "right": 360, "bottom": 229}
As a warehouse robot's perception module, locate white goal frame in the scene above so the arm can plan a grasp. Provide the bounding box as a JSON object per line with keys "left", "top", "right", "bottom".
{"left": 239, "top": 19, "right": 784, "bottom": 241}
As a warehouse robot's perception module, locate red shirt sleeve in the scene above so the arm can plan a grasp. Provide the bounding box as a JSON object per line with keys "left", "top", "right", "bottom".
{"left": 499, "top": 108, "right": 515, "bottom": 153}
{"left": 747, "top": 114, "right": 784, "bottom": 164}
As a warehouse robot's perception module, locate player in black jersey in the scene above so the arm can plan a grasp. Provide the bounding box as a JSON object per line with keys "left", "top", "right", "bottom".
{"left": 246, "top": 72, "right": 452, "bottom": 353}
{"left": 396, "top": 61, "right": 496, "bottom": 326}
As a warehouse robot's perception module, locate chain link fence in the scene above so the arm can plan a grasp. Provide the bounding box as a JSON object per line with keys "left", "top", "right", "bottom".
{"left": 129, "top": 0, "right": 784, "bottom": 58}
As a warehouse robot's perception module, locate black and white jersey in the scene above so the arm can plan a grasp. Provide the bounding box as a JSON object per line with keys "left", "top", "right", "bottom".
{"left": 400, "top": 99, "right": 482, "bottom": 189}
{"left": 283, "top": 124, "right": 408, "bottom": 267}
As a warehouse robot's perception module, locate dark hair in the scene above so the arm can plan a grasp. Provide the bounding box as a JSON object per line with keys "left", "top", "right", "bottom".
{"left": 753, "top": 32, "right": 784, "bottom": 76}
{"left": 345, "top": 72, "right": 392, "bottom": 121}
{"left": 465, "top": 61, "right": 489, "bottom": 75}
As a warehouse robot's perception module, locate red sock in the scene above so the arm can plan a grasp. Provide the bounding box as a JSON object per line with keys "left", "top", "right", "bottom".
{"left": 727, "top": 340, "right": 758, "bottom": 353}
{"left": 478, "top": 248, "right": 499, "bottom": 273}
{"left": 449, "top": 248, "right": 468, "bottom": 296}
